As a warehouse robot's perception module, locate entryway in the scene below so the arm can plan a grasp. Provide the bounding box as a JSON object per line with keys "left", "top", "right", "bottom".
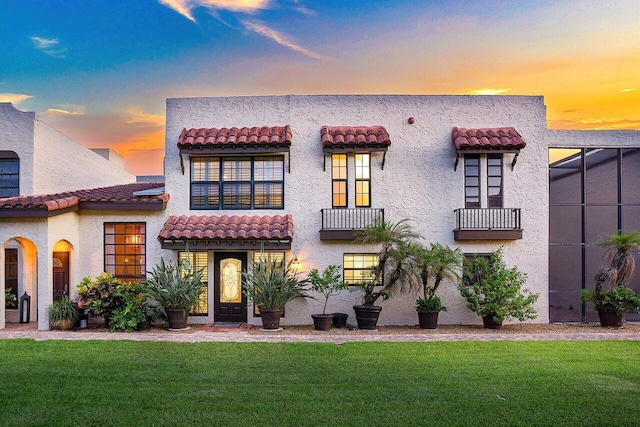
{"left": 213, "top": 252, "right": 247, "bottom": 322}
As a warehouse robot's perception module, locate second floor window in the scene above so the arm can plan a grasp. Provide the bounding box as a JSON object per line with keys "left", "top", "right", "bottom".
{"left": 191, "top": 156, "right": 284, "bottom": 210}
{"left": 355, "top": 154, "right": 370, "bottom": 207}
{"left": 332, "top": 154, "right": 347, "bottom": 207}
{"left": 464, "top": 155, "right": 480, "bottom": 208}
{"left": 0, "top": 157, "right": 19, "bottom": 198}
{"left": 487, "top": 155, "right": 503, "bottom": 207}
{"left": 464, "top": 154, "right": 503, "bottom": 208}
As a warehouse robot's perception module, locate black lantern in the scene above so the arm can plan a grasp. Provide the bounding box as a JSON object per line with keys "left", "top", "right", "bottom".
{"left": 19, "top": 292, "right": 31, "bottom": 324}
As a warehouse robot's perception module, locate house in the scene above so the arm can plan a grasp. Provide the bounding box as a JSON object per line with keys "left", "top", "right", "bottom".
{"left": 1, "top": 95, "right": 639, "bottom": 330}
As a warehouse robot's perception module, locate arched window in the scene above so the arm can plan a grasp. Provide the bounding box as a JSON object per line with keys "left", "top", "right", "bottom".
{"left": 0, "top": 151, "right": 19, "bottom": 197}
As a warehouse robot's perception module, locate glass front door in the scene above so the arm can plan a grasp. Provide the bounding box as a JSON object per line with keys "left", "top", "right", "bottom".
{"left": 213, "top": 252, "right": 247, "bottom": 322}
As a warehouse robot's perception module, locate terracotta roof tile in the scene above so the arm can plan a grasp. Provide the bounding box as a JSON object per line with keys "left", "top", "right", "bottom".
{"left": 158, "top": 214, "right": 294, "bottom": 242}
{"left": 452, "top": 127, "right": 526, "bottom": 151}
{"left": 178, "top": 126, "right": 292, "bottom": 148}
{"left": 321, "top": 126, "right": 391, "bottom": 149}
{"left": 0, "top": 182, "right": 168, "bottom": 213}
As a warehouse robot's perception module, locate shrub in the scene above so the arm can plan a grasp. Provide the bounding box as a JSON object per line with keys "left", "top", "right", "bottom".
{"left": 47, "top": 297, "right": 79, "bottom": 323}
{"left": 243, "top": 258, "right": 308, "bottom": 311}
{"left": 307, "top": 265, "right": 348, "bottom": 315}
{"left": 144, "top": 258, "right": 204, "bottom": 311}
{"left": 76, "top": 273, "right": 126, "bottom": 325}
{"left": 458, "top": 248, "right": 538, "bottom": 324}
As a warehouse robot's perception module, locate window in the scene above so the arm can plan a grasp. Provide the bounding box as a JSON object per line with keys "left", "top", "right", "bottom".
{"left": 462, "top": 253, "right": 492, "bottom": 286}
{"left": 343, "top": 254, "right": 378, "bottom": 285}
{"left": 332, "top": 154, "right": 347, "bottom": 207}
{"left": 104, "top": 223, "right": 146, "bottom": 282}
{"left": 179, "top": 251, "right": 208, "bottom": 316}
{"left": 487, "top": 155, "right": 503, "bottom": 207}
{"left": 191, "top": 156, "right": 284, "bottom": 209}
{"left": 355, "top": 154, "right": 370, "bottom": 207}
{"left": 4, "top": 248, "right": 18, "bottom": 309}
{"left": 0, "top": 156, "right": 19, "bottom": 197}
{"left": 464, "top": 155, "right": 480, "bottom": 208}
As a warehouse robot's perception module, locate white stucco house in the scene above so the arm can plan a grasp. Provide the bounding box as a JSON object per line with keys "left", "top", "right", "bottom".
{"left": 1, "top": 96, "right": 639, "bottom": 330}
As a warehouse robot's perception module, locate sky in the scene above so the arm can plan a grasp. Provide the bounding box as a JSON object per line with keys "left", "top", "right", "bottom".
{"left": 1, "top": 0, "right": 638, "bottom": 175}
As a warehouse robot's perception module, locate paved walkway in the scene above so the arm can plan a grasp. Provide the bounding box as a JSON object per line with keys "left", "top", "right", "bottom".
{"left": 2, "top": 323, "right": 640, "bottom": 343}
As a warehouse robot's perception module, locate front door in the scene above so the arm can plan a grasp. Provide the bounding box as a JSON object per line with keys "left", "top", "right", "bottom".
{"left": 214, "top": 252, "right": 247, "bottom": 322}
{"left": 52, "top": 251, "right": 69, "bottom": 301}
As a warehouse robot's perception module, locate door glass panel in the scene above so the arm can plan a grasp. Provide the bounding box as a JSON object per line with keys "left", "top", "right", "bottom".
{"left": 220, "top": 258, "right": 242, "bottom": 303}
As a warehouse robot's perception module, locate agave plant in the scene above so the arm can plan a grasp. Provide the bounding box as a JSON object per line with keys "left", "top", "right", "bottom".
{"left": 144, "top": 258, "right": 204, "bottom": 310}
{"left": 242, "top": 258, "right": 309, "bottom": 311}
{"left": 354, "top": 218, "right": 421, "bottom": 306}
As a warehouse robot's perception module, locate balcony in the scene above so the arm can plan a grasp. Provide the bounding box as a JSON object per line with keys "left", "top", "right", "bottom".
{"left": 453, "top": 208, "right": 522, "bottom": 240}
{"left": 320, "top": 208, "right": 384, "bottom": 240}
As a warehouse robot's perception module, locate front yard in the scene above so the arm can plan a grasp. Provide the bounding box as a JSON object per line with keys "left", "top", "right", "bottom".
{"left": 1, "top": 340, "right": 639, "bottom": 426}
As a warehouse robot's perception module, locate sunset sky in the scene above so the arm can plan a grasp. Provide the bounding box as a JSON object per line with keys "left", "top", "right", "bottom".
{"left": 1, "top": 0, "right": 638, "bottom": 175}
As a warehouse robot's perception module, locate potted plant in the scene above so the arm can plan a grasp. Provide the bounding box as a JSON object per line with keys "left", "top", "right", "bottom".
{"left": 47, "top": 297, "right": 79, "bottom": 330}
{"left": 307, "top": 265, "right": 348, "bottom": 330}
{"left": 242, "top": 258, "right": 309, "bottom": 330}
{"left": 414, "top": 243, "right": 463, "bottom": 329}
{"left": 354, "top": 218, "right": 420, "bottom": 330}
{"left": 5, "top": 288, "right": 17, "bottom": 309}
{"left": 458, "top": 248, "right": 538, "bottom": 329}
{"left": 582, "top": 230, "right": 640, "bottom": 327}
{"left": 144, "top": 258, "right": 204, "bottom": 329}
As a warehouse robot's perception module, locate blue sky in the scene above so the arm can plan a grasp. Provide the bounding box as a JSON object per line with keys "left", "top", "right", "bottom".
{"left": 1, "top": 0, "right": 638, "bottom": 174}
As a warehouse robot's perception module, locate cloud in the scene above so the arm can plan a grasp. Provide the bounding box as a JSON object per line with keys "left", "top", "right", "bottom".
{"left": 159, "top": 0, "right": 271, "bottom": 22}
{"left": 291, "top": 5, "right": 315, "bottom": 16}
{"left": 45, "top": 104, "right": 86, "bottom": 115}
{"left": 620, "top": 88, "right": 636, "bottom": 92}
{"left": 39, "top": 108, "right": 166, "bottom": 175}
{"left": 548, "top": 117, "right": 640, "bottom": 131}
{"left": 30, "top": 36, "right": 67, "bottom": 58}
{"left": 242, "top": 20, "right": 333, "bottom": 61}
{"left": 0, "top": 93, "right": 33, "bottom": 105}
{"left": 465, "top": 88, "right": 512, "bottom": 95}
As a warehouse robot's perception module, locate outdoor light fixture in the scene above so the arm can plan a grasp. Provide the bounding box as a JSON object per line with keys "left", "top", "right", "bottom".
{"left": 291, "top": 256, "right": 300, "bottom": 271}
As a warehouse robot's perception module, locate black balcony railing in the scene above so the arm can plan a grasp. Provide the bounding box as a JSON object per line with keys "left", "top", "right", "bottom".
{"left": 320, "top": 208, "right": 384, "bottom": 240}
{"left": 454, "top": 208, "right": 521, "bottom": 230}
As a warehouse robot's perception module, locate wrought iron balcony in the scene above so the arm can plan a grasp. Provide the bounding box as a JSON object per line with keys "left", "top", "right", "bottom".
{"left": 453, "top": 208, "right": 522, "bottom": 240}
{"left": 320, "top": 208, "right": 384, "bottom": 240}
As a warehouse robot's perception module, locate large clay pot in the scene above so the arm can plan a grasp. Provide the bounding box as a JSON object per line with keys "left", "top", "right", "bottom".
{"left": 417, "top": 310, "right": 439, "bottom": 329}
{"left": 165, "top": 308, "right": 189, "bottom": 329}
{"left": 259, "top": 309, "right": 283, "bottom": 330}
{"left": 597, "top": 309, "right": 624, "bottom": 327}
{"left": 332, "top": 313, "right": 349, "bottom": 328}
{"left": 353, "top": 305, "right": 382, "bottom": 330}
{"left": 482, "top": 315, "right": 503, "bottom": 329}
{"left": 311, "top": 314, "right": 333, "bottom": 331}
{"left": 51, "top": 319, "right": 75, "bottom": 331}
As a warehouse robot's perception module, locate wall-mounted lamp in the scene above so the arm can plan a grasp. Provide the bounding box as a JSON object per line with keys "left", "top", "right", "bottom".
{"left": 291, "top": 256, "right": 300, "bottom": 271}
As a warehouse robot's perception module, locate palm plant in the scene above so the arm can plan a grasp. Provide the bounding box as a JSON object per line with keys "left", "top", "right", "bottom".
{"left": 415, "top": 243, "right": 463, "bottom": 312}
{"left": 355, "top": 218, "right": 420, "bottom": 306}
{"left": 599, "top": 230, "right": 640, "bottom": 286}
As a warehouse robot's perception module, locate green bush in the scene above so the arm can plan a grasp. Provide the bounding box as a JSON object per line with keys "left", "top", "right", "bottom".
{"left": 108, "top": 283, "right": 148, "bottom": 332}
{"left": 458, "top": 248, "right": 538, "bottom": 324}
{"left": 243, "top": 258, "right": 308, "bottom": 311}
{"left": 76, "top": 273, "right": 125, "bottom": 324}
{"left": 307, "top": 265, "right": 348, "bottom": 315}
{"left": 144, "top": 258, "right": 204, "bottom": 311}
{"left": 47, "top": 297, "right": 79, "bottom": 323}
{"left": 5, "top": 288, "right": 17, "bottom": 309}
{"left": 581, "top": 285, "right": 640, "bottom": 315}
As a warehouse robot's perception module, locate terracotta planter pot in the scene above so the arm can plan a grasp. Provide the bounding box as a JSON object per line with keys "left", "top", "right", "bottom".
{"left": 417, "top": 310, "right": 440, "bottom": 329}
{"left": 597, "top": 309, "right": 624, "bottom": 327}
{"left": 332, "top": 313, "right": 349, "bottom": 328}
{"left": 165, "top": 308, "right": 189, "bottom": 329}
{"left": 482, "top": 315, "right": 503, "bottom": 329}
{"left": 259, "top": 309, "right": 283, "bottom": 330}
{"left": 311, "top": 314, "right": 333, "bottom": 331}
{"left": 353, "top": 305, "right": 382, "bottom": 330}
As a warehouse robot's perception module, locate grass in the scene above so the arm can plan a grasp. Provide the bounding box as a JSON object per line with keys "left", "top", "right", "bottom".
{"left": 1, "top": 340, "right": 640, "bottom": 426}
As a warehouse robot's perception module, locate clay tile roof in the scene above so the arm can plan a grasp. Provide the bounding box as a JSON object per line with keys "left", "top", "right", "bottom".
{"left": 321, "top": 126, "right": 391, "bottom": 149}
{"left": 178, "top": 125, "right": 292, "bottom": 148}
{"left": 158, "top": 214, "right": 294, "bottom": 242}
{"left": 0, "top": 182, "right": 168, "bottom": 216}
{"left": 452, "top": 127, "right": 526, "bottom": 151}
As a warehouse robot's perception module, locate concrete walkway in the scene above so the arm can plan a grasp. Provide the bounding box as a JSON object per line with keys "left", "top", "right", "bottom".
{"left": 2, "top": 323, "right": 640, "bottom": 344}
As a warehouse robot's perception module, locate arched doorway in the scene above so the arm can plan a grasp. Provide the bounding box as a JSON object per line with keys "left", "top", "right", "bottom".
{"left": 52, "top": 240, "right": 72, "bottom": 301}
{"left": 1, "top": 237, "right": 38, "bottom": 327}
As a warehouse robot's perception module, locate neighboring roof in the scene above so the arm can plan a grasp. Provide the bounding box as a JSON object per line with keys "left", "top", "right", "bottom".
{"left": 321, "top": 126, "right": 391, "bottom": 151}
{"left": 158, "top": 214, "right": 294, "bottom": 242}
{"left": 178, "top": 126, "right": 292, "bottom": 148}
{"left": 452, "top": 127, "right": 526, "bottom": 151}
{"left": 0, "top": 182, "right": 168, "bottom": 217}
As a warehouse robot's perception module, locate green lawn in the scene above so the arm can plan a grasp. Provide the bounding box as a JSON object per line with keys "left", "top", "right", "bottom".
{"left": 1, "top": 340, "right": 640, "bottom": 426}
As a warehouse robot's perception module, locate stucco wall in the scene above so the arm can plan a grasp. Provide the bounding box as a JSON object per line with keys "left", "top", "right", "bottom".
{"left": 33, "top": 118, "right": 135, "bottom": 194}
{"left": 0, "top": 103, "right": 36, "bottom": 195}
{"left": 165, "top": 95, "right": 551, "bottom": 326}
